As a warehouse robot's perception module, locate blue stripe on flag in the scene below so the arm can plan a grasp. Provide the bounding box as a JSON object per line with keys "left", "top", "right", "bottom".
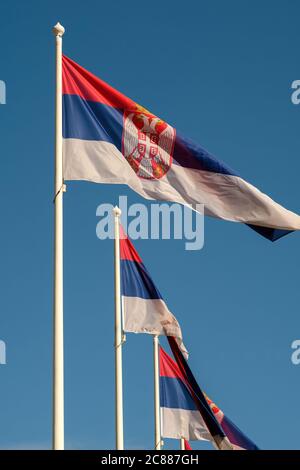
{"left": 120, "top": 259, "right": 163, "bottom": 300}
{"left": 246, "top": 224, "right": 294, "bottom": 241}
{"left": 220, "top": 415, "right": 259, "bottom": 450}
{"left": 160, "top": 376, "right": 197, "bottom": 411}
{"left": 63, "top": 94, "right": 123, "bottom": 148}
{"left": 62, "top": 95, "right": 237, "bottom": 177}
{"left": 173, "top": 132, "right": 237, "bottom": 176}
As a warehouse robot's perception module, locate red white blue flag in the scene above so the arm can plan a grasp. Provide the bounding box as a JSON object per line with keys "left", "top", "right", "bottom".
{"left": 160, "top": 345, "right": 213, "bottom": 443}
{"left": 62, "top": 55, "right": 300, "bottom": 241}
{"left": 166, "top": 337, "right": 259, "bottom": 450}
{"left": 119, "top": 227, "right": 187, "bottom": 357}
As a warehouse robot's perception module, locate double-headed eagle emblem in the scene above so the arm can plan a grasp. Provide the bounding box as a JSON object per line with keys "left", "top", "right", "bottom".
{"left": 122, "top": 109, "right": 175, "bottom": 180}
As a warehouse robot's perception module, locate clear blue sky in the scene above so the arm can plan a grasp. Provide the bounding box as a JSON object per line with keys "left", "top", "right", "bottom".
{"left": 0, "top": 0, "right": 299, "bottom": 450}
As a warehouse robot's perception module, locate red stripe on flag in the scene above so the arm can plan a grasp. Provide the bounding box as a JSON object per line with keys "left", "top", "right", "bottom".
{"left": 62, "top": 55, "right": 135, "bottom": 108}
{"left": 119, "top": 226, "right": 142, "bottom": 262}
{"left": 184, "top": 440, "right": 192, "bottom": 450}
{"left": 159, "top": 346, "right": 185, "bottom": 380}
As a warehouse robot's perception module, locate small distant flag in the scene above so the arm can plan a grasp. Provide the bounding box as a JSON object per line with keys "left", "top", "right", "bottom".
{"left": 160, "top": 345, "right": 212, "bottom": 443}
{"left": 184, "top": 440, "right": 192, "bottom": 450}
{"left": 119, "top": 227, "right": 188, "bottom": 357}
{"left": 167, "top": 337, "right": 259, "bottom": 450}
{"left": 62, "top": 55, "right": 300, "bottom": 241}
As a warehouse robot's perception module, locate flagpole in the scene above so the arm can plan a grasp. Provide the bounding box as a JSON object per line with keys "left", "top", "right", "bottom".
{"left": 153, "top": 334, "right": 161, "bottom": 450}
{"left": 113, "top": 206, "right": 124, "bottom": 450}
{"left": 180, "top": 438, "right": 185, "bottom": 450}
{"left": 52, "top": 22, "right": 65, "bottom": 451}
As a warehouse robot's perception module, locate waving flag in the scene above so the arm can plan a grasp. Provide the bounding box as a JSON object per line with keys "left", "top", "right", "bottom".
{"left": 62, "top": 55, "right": 300, "bottom": 241}
{"left": 160, "top": 345, "right": 212, "bottom": 443}
{"left": 204, "top": 394, "right": 258, "bottom": 451}
{"left": 167, "top": 337, "right": 258, "bottom": 450}
{"left": 120, "top": 227, "right": 187, "bottom": 356}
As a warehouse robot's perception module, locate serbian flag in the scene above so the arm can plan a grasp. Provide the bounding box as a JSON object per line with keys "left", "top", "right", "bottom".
{"left": 120, "top": 226, "right": 187, "bottom": 357}
{"left": 160, "top": 346, "right": 213, "bottom": 444}
{"left": 167, "top": 337, "right": 259, "bottom": 450}
{"left": 62, "top": 55, "right": 300, "bottom": 241}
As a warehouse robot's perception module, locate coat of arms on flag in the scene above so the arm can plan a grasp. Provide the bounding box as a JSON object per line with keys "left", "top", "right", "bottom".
{"left": 122, "top": 108, "right": 175, "bottom": 179}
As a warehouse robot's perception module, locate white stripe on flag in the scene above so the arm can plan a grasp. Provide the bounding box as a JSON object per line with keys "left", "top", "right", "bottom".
{"left": 64, "top": 138, "right": 300, "bottom": 230}
{"left": 122, "top": 296, "right": 188, "bottom": 357}
{"left": 161, "top": 407, "right": 211, "bottom": 441}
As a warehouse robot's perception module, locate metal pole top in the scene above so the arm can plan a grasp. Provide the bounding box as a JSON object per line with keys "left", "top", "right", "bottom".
{"left": 52, "top": 22, "right": 65, "bottom": 37}
{"left": 113, "top": 206, "right": 122, "bottom": 217}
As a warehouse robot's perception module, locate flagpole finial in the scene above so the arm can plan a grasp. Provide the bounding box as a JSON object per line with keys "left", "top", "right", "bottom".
{"left": 113, "top": 206, "right": 122, "bottom": 217}
{"left": 52, "top": 22, "right": 65, "bottom": 37}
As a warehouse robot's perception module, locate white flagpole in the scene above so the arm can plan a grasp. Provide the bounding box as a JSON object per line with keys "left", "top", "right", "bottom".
{"left": 113, "top": 206, "right": 124, "bottom": 450}
{"left": 180, "top": 438, "right": 185, "bottom": 450}
{"left": 153, "top": 334, "right": 162, "bottom": 450}
{"left": 52, "top": 22, "right": 65, "bottom": 451}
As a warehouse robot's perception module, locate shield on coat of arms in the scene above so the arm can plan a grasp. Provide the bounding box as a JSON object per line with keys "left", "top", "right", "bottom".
{"left": 122, "top": 111, "right": 175, "bottom": 179}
